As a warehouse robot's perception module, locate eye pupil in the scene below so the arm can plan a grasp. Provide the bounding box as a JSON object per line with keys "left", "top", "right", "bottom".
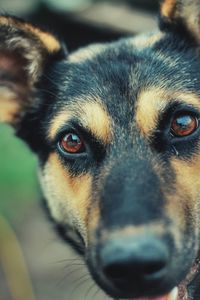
{"left": 61, "top": 133, "right": 83, "bottom": 153}
{"left": 171, "top": 114, "right": 198, "bottom": 137}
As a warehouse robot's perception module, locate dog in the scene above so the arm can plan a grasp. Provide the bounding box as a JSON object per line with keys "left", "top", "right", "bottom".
{"left": 1, "top": 0, "right": 200, "bottom": 299}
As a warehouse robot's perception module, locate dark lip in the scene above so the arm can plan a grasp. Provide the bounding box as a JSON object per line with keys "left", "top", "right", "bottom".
{"left": 92, "top": 282, "right": 174, "bottom": 299}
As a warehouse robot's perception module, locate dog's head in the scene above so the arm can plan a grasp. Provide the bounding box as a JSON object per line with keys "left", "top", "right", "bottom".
{"left": 1, "top": 1, "right": 200, "bottom": 299}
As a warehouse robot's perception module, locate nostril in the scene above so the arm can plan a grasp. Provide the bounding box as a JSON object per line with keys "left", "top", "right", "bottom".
{"left": 142, "top": 259, "right": 167, "bottom": 275}
{"left": 104, "top": 261, "right": 134, "bottom": 281}
{"left": 104, "top": 257, "right": 167, "bottom": 282}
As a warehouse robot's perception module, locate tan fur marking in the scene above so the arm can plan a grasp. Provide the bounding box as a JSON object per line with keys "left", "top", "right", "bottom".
{"left": 89, "top": 203, "right": 100, "bottom": 231}
{"left": 40, "top": 153, "right": 92, "bottom": 243}
{"left": 101, "top": 223, "right": 167, "bottom": 242}
{"left": 69, "top": 44, "right": 105, "bottom": 63}
{"left": 161, "top": 0, "right": 177, "bottom": 19}
{"left": 171, "top": 157, "right": 200, "bottom": 206}
{"left": 0, "top": 87, "right": 20, "bottom": 123}
{"left": 136, "top": 89, "right": 200, "bottom": 137}
{"left": 167, "top": 156, "right": 200, "bottom": 248}
{"left": 48, "top": 111, "right": 72, "bottom": 140}
{"left": 27, "top": 26, "right": 61, "bottom": 53}
{"left": 129, "top": 31, "right": 164, "bottom": 49}
{"left": 80, "top": 101, "right": 111, "bottom": 143}
{"left": 175, "top": 92, "right": 200, "bottom": 108}
{"left": 164, "top": 191, "right": 188, "bottom": 250}
{"left": 48, "top": 99, "right": 111, "bottom": 143}
{"left": 0, "top": 16, "right": 61, "bottom": 53}
{"left": 87, "top": 200, "right": 101, "bottom": 244}
{"left": 135, "top": 88, "right": 167, "bottom": 137}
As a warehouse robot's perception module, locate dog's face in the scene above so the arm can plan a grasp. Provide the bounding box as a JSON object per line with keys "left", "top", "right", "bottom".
{"left": 1, "top": 1, "right": 200, "bottom": 299}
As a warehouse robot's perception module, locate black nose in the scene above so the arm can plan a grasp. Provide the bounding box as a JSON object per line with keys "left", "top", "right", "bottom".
{"left": 100, "top": 234, "right": 169, "bottom": 293}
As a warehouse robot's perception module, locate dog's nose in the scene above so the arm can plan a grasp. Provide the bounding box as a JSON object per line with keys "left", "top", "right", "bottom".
{"left": 100, "top": 234, "right": 169, "bottom": 292}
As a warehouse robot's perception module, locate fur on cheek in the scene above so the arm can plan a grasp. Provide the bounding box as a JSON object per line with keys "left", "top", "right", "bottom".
{"left": 39, "top": 153, "right": 92, "bottom": 244}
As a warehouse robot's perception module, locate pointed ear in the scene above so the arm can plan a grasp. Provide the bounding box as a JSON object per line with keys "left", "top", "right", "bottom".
{"left": 0, "top": 15, "right": 65, "bottom": 125}
{"left": 160, "top": 0, "right": 200, "bottom": 43}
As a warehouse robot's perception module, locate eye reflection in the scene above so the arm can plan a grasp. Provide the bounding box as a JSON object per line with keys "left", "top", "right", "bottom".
{"left": 171, "top": 114, "right": 198, "bottom": 137}
{"left": 60, "top": 133, "right": 85, "bottom": 153}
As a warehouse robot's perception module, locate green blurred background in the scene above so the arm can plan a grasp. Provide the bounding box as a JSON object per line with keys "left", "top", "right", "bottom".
{"left": 0, "top": 124, "right": 38, "bottom": 220}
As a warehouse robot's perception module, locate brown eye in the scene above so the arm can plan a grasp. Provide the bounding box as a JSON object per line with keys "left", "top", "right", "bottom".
{"left": 60, "top": 133, "right": 85, "bottom": 154}
{"left": 171, "top": 114, "right": 198, "bottom": 137}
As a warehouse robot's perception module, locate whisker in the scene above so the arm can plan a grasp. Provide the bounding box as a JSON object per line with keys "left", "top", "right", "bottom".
{"left": 84, "top": 282, "right": 96, "bottom": 300}
{"left": 43, "top": 73, "right": 58, "bottom": 85}
{"left": 53, "top": 257, "right": 83, "bottom": 264}
{"left": 92, "top": 286, "right": 101, "bottom": 300}
{"left": 39, "top": 88, "right": 61, "bottom": 101}
{"left": 56, "top": 265, "right": 86, "bottom": 288}
{"left": 69, "top": 274, "right": 91, "bottom": 299}
{"left": 63, "top": 262, "right": 85, "bottom": 271}
{"left": 172, "top": 145, "right": 179, "bottom": 156}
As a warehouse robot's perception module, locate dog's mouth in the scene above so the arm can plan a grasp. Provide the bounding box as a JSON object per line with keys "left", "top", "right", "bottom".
{"left": 128, "top": 287, "right": 178, "bottom": 300}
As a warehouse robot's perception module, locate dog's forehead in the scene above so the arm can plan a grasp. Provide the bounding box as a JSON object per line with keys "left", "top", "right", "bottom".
{"left": 59, "top": 33, "right": 199, "bottom": 101}
{"left": 46, "top": 31, "right": 200, "bottom": 141}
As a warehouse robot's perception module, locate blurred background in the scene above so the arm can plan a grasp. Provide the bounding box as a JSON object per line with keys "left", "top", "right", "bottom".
{"left": 0, "top": 1, "right": 157, "bottom": 299}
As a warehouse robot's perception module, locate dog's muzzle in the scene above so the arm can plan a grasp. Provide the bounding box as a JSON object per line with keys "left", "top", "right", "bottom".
{"left": 100, "top": 235, "right": 168, "bottom": 291}
{"left": 91, "top": 234, "right": 200, "bottom": 300}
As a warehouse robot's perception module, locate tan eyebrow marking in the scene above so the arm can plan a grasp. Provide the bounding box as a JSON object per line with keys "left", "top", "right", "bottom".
{"left": 135, "top": 88, "right": 200, "bottom": 137}
{"left": 135, "top": 88, "right": 168, "bottom": 137}
{"left": 48, "top": 99, "right": 111, "bottom": 143}
{"left": 68, "top": 44, "right": 105, "bottom": 63}
{"left": 129, "top": 31, "right": 164, "bottom": 50}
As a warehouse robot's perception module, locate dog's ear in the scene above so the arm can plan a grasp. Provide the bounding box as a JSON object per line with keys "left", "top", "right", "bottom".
{"left": 0, "top": 15, "right": 65, "bottom": 125}
{"left": 160, "top": 0, "right": 200, "bottom": 43}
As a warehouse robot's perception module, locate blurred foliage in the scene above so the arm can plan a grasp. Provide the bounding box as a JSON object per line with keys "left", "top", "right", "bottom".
{"left": 0, "top": 0, "right": 159, "bottom": 15}
{"left": 0, "top": 0, "right": 40, "bottom": 15}
{"left": 109, "top": 0, "right": 159, "bottom": 11}
{"left": 0, "top": 124, "right": 38, "bottom": 219}
{"left": 0, "top": 215, "right": 36, "bottom": 300}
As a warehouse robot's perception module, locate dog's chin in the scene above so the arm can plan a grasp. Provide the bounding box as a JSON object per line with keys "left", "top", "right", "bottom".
{"left": 127, "top": 287, "right": 178, "bottom": 300}
{"left": 103, "top": 286, "right": 178, "bottom": 300}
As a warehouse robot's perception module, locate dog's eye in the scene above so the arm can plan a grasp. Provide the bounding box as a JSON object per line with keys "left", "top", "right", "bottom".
{"left": 60, "top": 133, "right": 85, "bottom": 154}
{"left": 171, "top": 113, "right": 198, "bottom": 137}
